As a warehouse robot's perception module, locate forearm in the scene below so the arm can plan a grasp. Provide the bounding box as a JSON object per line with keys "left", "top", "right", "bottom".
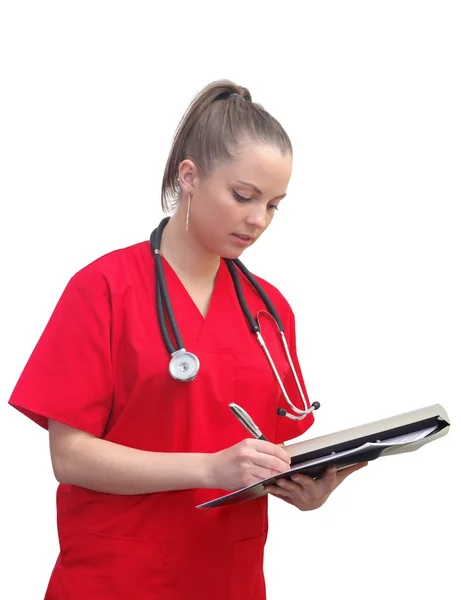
{"left": 50, "top": 427, "right": 211, "bottom": 495}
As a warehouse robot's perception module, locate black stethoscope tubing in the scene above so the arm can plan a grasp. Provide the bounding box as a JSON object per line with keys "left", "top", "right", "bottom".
{"left": 151, "top": 217, "right": 283, "bottom": 352}
{"left": 149, "top": 216, "right": 320, "bottom": 420}
{"left": 151, "top": 218, "right": 185, "bottom": 355}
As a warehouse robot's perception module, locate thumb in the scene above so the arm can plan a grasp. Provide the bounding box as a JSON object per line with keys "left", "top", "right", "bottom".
{"left": 322, "top": 464, "right": 338, "bottom": 485}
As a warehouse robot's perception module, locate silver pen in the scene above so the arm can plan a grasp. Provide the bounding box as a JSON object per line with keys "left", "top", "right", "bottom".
{"left": 228, "top": 403, "right": 268, "bottom": 441}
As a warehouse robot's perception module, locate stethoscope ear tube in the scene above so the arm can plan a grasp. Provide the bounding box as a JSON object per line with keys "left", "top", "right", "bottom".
{"left": 155, "top": 273, "right": 175, "bottom": 355}
{"left": 227, "top": 257, "right": 317, "bottom": 421}
{"left": 225, "top": 259, "right": 259, "bottom": 333}
{"left": 277, "top": 401, "right": 320, "bottom": 419}
{"left": 151, "top": 220, "right": 185, "bottom": 352}
{"left": 232, "top": 258, "right": 284, "bottom": 332}
{"left": 150, "top": 228, "right": 175, "bottom": 353}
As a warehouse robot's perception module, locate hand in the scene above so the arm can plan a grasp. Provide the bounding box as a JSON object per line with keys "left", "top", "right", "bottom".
{"left": 206, "top": 438, "right": 291, "bottom": 491}
{"left": 264, "top": 462, "right": 368, "bottom": 511}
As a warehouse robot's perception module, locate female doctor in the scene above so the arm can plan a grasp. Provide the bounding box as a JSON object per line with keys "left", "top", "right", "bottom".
{"left": 8, "top": 80, "right": 366, "bottom": 599}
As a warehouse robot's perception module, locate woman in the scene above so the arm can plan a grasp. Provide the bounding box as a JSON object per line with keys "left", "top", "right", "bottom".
{"left": 8, "top": 80, "right": 366, "bottom": 599}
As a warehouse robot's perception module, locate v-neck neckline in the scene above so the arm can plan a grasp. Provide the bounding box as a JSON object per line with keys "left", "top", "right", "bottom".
{"left": 156, "top": 254, "right": 247, "bottom": 352}
{"left": 160, "top": 255, "right": 226, "bottom": 325}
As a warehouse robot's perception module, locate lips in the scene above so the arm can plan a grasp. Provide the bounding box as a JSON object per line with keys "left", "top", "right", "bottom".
{"left": 233, "top": 234, "right": 254, "bottom": 241}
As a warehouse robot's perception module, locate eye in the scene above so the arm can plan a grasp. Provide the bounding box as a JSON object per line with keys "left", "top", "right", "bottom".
{"left": 232, "top": 190, "right": 252, "bottom": 202}
{"left": 268, "top": 204, "right": 279, "bottom": 211}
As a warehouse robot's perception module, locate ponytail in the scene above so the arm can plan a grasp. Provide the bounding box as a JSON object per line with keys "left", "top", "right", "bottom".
{"left": 161, "top": 79, "right": 292, "bottom": 212}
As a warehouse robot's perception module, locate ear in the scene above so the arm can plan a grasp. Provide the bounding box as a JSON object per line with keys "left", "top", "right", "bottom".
{"left": 177, "top": 159, "right": 198, "bottom": 193}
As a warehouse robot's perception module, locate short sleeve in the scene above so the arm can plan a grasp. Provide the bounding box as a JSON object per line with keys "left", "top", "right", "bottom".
{"left": 8, "top": 272, "right": 113, "bottom": 437}
{"left": 273, "top": 310, "right": 315, "bottom": 444}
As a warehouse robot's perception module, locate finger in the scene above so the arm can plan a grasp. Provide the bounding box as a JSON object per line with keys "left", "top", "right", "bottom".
{"left": 290, "top": 472, "right": 323, "bottom": 497}
{"left": 252, "top": 452, "right": 291, "bottom": 475}
{"left": 251, "top": 439, "right": 291, "bottom": 465}
{"left": 290, "top": 473, "right": 317, "bottom": 488}
{"left": 276, "top": 478, "right": 303, "bottom": 493}
{"left": 264, "top": 485, "right": 293, "bottom": 499}
{"left": 250, "top": 465, "right": 288, "bottom": 482}
{"left": 319, "top": 465, "right": 338, "bottom": 489}
{"left": 264, "top": 487, "right": 296, "bottom": 505}
{"left": 292, "top": 466, "right": 335, "bottom": 496}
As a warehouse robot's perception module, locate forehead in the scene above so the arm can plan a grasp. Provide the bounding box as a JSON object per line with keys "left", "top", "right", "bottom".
{"left": 213, "top": 142, "right": 292, "bottom": 190}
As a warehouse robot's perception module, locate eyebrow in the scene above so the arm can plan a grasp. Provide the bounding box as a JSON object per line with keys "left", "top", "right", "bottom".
{"left": 236, "top": 180, "right": 286, "bottom": 200}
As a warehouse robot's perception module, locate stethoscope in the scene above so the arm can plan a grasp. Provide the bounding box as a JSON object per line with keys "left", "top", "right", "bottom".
{"left": 150, "top": 217, "right": 320, "bottom": 421}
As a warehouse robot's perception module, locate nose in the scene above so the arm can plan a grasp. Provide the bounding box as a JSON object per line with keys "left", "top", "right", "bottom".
{"left": 245, "top": 204, "right": 267, "bottom": 231}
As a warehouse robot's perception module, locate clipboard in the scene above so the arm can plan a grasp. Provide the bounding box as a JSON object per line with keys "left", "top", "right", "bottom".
{"left": 196, "top": 403, "right": 450, "bottom": 510}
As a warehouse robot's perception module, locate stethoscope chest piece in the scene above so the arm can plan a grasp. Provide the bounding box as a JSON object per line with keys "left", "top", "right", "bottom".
{"left": 169, "top": 349, "right": 200, "bottom": 382}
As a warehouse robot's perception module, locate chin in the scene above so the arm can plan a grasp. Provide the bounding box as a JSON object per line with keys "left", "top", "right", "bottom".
{"left": 218, "top": 245, "right": 246, "bottom": 260}
{"left": 220, "top": 250, "right": 245, "bottom": 260}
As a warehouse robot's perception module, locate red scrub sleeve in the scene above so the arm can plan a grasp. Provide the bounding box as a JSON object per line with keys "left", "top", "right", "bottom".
{"left": 273, "top": 310, "right": 315, "bottom": 444}
{"left": 8, "top": 272, "right": 113, "bottom": 437}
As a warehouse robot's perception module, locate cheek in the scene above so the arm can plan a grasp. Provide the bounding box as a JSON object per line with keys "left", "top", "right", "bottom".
{"left": 193, "top": 204, "right": 225, "bottom": 247}
{"left": 196, "top": 193, "right": 234, "bottom": 224}
{"left": 195, "top": 202, "right": 223, "bottom": 230}
{"left": 266, "top": 211, "right": 276, "bottom": 227}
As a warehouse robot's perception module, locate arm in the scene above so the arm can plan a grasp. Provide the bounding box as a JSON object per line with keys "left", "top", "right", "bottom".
{"left": 49, "top": 419, "right": 292, "bottom": 495}
{"left": 49, "top": 420, "right": 210, "bottom": 494}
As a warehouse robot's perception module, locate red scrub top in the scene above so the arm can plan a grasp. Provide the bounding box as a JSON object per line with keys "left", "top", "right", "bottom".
{"left": 9, "top": 240, "right": 314, "bottom": 600}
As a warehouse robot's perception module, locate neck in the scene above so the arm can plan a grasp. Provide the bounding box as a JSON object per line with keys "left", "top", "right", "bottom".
{"left": 159, "top": 212, "right": 221, "bottom": 282}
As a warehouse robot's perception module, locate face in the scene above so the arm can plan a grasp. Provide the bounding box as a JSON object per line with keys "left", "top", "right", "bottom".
{"left": 179, "top": 142, "right": 292, "bottom": 259}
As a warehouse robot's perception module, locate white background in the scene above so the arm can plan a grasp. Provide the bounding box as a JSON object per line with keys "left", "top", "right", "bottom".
{"left": 1, "top": 1, "right": 460, "bottom": 598}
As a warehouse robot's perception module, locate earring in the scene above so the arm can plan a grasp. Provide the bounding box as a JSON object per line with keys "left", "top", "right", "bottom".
{"left": 185, "top": 191, "right": 191, "bottom": 232}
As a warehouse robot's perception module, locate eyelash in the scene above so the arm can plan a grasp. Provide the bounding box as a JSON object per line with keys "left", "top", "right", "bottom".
{"left": 232, "top": 190, "right": 279, "bottom": 211}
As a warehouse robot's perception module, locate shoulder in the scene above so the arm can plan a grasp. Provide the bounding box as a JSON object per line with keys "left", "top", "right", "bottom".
{"left": 69, "top": 241, "right": 151, "bottom": 297}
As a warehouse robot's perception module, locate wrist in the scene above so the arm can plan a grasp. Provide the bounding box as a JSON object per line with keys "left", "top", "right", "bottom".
{"left": 198, "top": 452, "right": 216, "bottom": 489}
